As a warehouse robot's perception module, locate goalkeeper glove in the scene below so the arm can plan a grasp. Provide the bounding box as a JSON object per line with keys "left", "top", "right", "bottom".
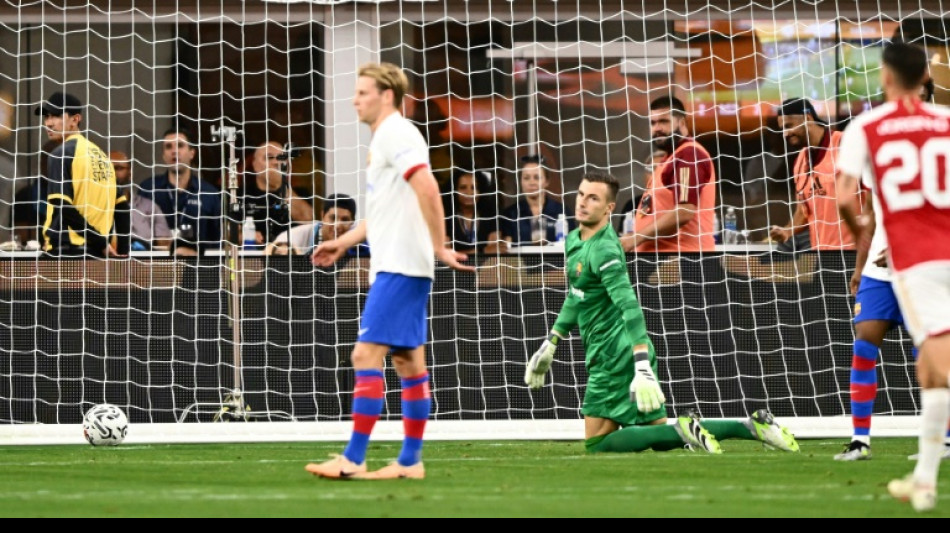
{"left": 629, "top": 347, "right": 665, "bottom": 413}
{"left": 525, "top": 331, "right": 562, "bottom": 389}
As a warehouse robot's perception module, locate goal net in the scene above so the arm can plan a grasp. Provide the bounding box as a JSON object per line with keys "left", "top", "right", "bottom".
{"left": 1, "top": 0, "right": 948, "bottom": 444}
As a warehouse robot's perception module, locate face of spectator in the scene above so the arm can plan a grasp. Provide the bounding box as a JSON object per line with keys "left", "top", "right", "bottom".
{"left": 520, "top": 163, "right": 547, "bottom": 198}
{"left": 110, "top": 151, "right": 131, "bottom": 186}
{"left": 43, "top": 112, "right": 81, "bottom": 143}
{"left": 650, "top": 107, "right": 686, "bottom": 153}
{"left": 456, "top": 174, "right": 477, "bottom": 209}
{"left": 162, "top": 133, "right": 196, "bottom": 174}
{"left": 778, "top": 114, "right": 811, "bottom": 149}
{"left": 252, "top": 142, "right": 283, "bottom": 175}
{"left": 353, "top": 76, "right": 391, "bottom": 127}
{"left": 575, "top": 179, "right": 615, "bottom": 227}
{"left": 320, "top": 206, "right": 355, "bottom": 243}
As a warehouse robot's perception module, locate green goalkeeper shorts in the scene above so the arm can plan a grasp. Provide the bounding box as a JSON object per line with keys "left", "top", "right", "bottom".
{"left": 581, "top": 337, "right": 666, "bottom": 426}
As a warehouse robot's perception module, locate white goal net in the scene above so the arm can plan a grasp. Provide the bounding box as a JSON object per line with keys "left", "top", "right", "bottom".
{"left": 1, "top": 0, "right": 948, "bottom": 444}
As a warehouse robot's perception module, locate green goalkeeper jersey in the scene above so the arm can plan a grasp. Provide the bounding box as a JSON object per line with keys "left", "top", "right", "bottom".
{"left": 552, "top": 223, "right": 651, "bottom": 356}
{"left": 552, "top": 223, "right": 661, "bottom": 424}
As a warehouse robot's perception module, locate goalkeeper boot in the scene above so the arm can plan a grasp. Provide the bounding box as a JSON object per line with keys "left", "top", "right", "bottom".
{"left": 353, "top": 461, "right": 425, "bottom": 480}
{"left": 305, "top": 454, "right": 366, "bottom": 479}
{"left": 888, "top": 474, "right": 937, "bottom": 512}
{"left": 674, "top": 412, "right": 722, "bottom": 454}
{"left": 747, "top": 409, "right": 800, "bottom": 452}
{"left": 834, "top": 440, "right": 871, "bottom": 461}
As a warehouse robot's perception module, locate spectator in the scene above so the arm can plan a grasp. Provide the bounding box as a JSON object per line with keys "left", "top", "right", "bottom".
{"left": 138, "top": 127, "right": 222, "bottom": 256}
{"left": 769, "top": 97, "right": 861, "bottom": 251}
{"left": 109, "top": 151, "right": 172, "bottom": 251}
{"left": 242, "top": 141, "right": 314, "bottom": 245}
{"left": 500, "top": 154, "right": 575, "bottom": 245}
{"left": 444, "top": 170, "right": 508, "bottom": 255}
{"left": 36, "top": 92, "right": 125, "bottom": 258}
{"left": 265, "top": 193, "right": 366, "bottom": 257}
{"left": 623, "top": 96, "right": 717, "bottom": 253}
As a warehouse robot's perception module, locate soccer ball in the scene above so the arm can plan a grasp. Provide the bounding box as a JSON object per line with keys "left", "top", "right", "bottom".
{"left": 82, "top": 404, "right": 129, "bottom": 446}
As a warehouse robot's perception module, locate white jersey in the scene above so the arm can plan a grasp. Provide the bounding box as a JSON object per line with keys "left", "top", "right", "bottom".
{"left": 365, "top": 112, "right": 434, "bottom": 282}
{"left": 861, "top": 185, "right": 891, "bottom": 282}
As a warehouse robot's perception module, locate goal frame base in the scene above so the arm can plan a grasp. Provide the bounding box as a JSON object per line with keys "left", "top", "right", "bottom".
{"left": 0, "top": 416, "right": 922, "bottom": 446}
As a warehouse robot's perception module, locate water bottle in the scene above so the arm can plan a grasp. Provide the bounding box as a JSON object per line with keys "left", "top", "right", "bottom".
{"left": 243, "top": 216, "right": 257, "bottom": 249}
{"left": 531, "top": 215, "right": 545, "bottom": 244}
{"left": 722, "top": 206, "right": 738, "bottom": 245}
{"left": 554, "top": 213, "right": 567, "bottom": 243}
{"left": 622, "top": 211, "right": 635, "bottom": 235}
{"left": 713, "top": 211, "right": 721, "bottom": 244}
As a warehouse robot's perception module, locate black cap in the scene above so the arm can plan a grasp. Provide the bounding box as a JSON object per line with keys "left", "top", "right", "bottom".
{"left": 34, "top": 92, "right": 82, "bottom": 117}
{"left": 519, "top": 153, "right": 545, "bottom": 165}
{"left": 776, "top": 97, "right": 826, "bottom": 125}
{"left": 323, "top": 193, "right": 357, "bottom": 218}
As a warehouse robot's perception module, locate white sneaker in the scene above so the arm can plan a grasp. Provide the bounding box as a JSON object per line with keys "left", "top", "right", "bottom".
{"left": 0, "top": 240, "right": 21, "bottom": 252}
{"left": 888, "top": 474, "right": 937, "bottom": 512}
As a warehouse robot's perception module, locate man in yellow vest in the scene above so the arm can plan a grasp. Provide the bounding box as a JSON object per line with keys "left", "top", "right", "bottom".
{"left": 37, "top": 92, "right": 125, "bottom": 258}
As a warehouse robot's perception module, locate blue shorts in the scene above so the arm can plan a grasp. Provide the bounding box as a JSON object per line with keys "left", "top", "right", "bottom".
{"left": 358, "top": 272, "right": 432, "bottom": 351}
{"left": 854, "top": 275, "right": 904, "bottom": 327}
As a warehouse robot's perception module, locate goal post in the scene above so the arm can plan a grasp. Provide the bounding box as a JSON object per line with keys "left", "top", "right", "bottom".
{"left": 1, "top": 1, "right": 948, "bottom": 445}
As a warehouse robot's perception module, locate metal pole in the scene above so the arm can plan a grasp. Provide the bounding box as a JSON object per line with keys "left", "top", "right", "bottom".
{"left": 527, "top": 59, "right": 538, "bottom": 155}
{"left": 213, "top": 124, "right": 244, "bottom": 410}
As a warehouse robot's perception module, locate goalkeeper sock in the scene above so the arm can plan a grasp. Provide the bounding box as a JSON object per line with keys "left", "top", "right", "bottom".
{"left": 397, "top": 372, "right": 431, "bottom": 467}
{"left": 585, "top": 424, "right": 684, "bottom": 453}
{"left": 913, "top": 388, "right": 950, "bottom": 487}
{"left": 343, "top": 369, "right": 385, "bottom": 465}
{"left": 700, "top": 419, "right": 755, "bottom": 441}
{"left": 849, "top": 340, "right": 879, "bottom": 444}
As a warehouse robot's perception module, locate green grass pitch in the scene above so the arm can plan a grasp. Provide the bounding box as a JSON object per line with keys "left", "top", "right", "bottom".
{"left": 0, "top": 438, "right": 945, "bottom": 517}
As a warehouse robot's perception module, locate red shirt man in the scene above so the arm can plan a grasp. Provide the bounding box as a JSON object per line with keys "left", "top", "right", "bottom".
{"left": 624, "top": 96, "right": 716, "bottom": 253}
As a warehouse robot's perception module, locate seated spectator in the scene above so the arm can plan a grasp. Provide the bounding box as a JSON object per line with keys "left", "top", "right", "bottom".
{"left": 110, "top": 150, "right": 172, "bottom": 251}
{"left": 265, "top": 193, "right": 367, "bottom": 257}
{"left": 444, "top": 170, "right": 508, "bottom": 255}
{"left": 500, "top": 154, "right": 575, "bottom": 245}
{"left": 138, "top": 127, "right": 222, "bottom": 256}
{"left": 242, "top": 141, "right": 314, "bottom": 245}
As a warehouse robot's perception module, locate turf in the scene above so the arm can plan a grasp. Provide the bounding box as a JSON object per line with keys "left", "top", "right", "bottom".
{"left": 0, "top": 438, "right": 945, "bottom": 517}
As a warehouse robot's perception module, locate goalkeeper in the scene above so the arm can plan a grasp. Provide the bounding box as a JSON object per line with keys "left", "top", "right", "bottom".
{"left": 525, "top": 171, "right": 800, "bottom": 454}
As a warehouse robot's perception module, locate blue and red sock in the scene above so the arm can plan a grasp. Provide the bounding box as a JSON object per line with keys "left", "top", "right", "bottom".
{"left": 397, "top": 372, "right": 431, "bottom": 467}
{"left": 850, "top": 340, "right": 879, "bottom": 439}
{"left": 343, "top": 369, "right": 385, "bottom": 465}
